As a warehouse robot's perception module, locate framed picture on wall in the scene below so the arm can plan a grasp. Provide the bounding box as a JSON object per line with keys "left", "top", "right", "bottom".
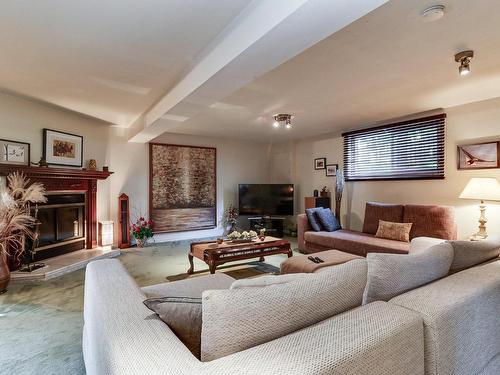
{"left": 325, "top": 163, "right": 338, "bottom": 177}
{"left": 457, "top": 141, "right": 499, "bottom": 170}
{"left": 314, "top": 157, "right": 326, "bottom": 170}
{"left": 149, "top": 143, "right": 217, "bottom": 233}
{"left": 43, "top": 129, "right": 83, "bottom": 167}
{"left": 0, "top": 139, "right": 30, "bottom": 165}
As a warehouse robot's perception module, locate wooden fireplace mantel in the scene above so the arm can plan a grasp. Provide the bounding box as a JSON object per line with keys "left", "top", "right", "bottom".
{"left": 0, "top": 165, "right": 113, "bottom": 249}
{"left": 0, "top": 164, "right": 113, "bottom": 180}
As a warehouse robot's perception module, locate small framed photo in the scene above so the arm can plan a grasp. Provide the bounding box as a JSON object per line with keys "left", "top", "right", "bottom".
{"left": 325, "top": 164, "right": 338, "bottom": 177}
{"left": 43, "top": 129, "right": 83, "bottom": 167}
{"left": 457, "top": 141, "right": 499, "bottom": 170}
{"left": 314, "top": 157, "right": 326, "bottom": 170}
{"left": 0, "top": 139, "right": 30, "bottom": 165}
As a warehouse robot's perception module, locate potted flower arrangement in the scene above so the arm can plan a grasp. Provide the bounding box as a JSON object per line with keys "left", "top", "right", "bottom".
{"left": 131, "top": 217, "right": 154, "bottom": 248}
{"left": 0, "top": 172, "right": 46, "bottom": 293}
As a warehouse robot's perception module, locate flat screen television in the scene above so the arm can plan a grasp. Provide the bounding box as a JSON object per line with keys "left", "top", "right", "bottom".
{"left": 238, "top": 184, "right": 294, "bottom": 216}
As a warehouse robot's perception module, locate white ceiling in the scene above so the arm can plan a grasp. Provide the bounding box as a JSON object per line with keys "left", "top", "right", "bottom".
{"left": 0, "top": 0, "right": 250, "bottom": 126}
{"left": 152, "top": 0, "right": 500, "bottom": 142}
{"left": 2, "top": 0, "right": 500, "bottom": 142}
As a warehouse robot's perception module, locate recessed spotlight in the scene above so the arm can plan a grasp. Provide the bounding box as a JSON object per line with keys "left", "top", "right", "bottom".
{"left": 455, "top": 50, "right": 474, "bottom": 76}
{"left": 273, "top": 121, "right": 280, "bottom": 128}
{"left": 420, "top": 5, "right": 445, "bottom": 23}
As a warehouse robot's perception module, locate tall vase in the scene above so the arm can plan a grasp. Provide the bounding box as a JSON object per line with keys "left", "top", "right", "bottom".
{"left": 335, "top": 168, "right": 345, "bottom": 227}
{"left": 0, "top": 253, "right": 10, "bottom": 294}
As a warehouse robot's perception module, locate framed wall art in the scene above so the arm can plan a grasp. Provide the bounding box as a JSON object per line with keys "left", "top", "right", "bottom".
{"left": 149, "top": 143, "right": 217, "bottom": 233}
{"left": 457, "top": 141, "right": 499, "bottom": 170}
{"left": 314, "top": 157, "right": 326, "bottom": 170}
{"left": 0, "top": 139, "right": 30, "bottom": 165}
{"left": 43, "top": 129, "right": 83, "bottom": 167}
{"left": 325, "top": 163, "right": 338, "bottom": 177}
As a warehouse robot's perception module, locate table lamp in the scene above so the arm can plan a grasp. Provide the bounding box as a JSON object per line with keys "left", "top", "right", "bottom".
{"left": 459, "top": 177, "right": 500, "bottom": 240}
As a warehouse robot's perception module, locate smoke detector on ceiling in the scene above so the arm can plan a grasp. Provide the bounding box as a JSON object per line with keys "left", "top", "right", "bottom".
{"left": 420, "top": 5, "right": 446, "bottom": 22}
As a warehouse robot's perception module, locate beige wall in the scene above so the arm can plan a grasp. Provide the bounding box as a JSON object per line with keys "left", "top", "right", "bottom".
{"left": 108, "top": 129, "right": 271, "bottom": 243}
{"left": 285, "top": 97, "right": 500, "bottom": 239}
{"left": 0, "top": 91, "right": 112, "bottom": 224}
{"left": 4, "top": 88, "right": 500, "bottom": 243}
{"left": 0, "top": 91, "right": 273, "bottom": 244}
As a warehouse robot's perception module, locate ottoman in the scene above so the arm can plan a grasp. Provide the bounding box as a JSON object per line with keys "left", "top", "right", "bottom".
{"left": 281, "top": 249, "right": 363, "bottom": 274}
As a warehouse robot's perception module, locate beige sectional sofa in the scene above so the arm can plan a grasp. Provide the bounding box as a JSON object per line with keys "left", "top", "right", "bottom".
{"left": 83, "top": 259, "right": 425, "bottom": 375}
{"left": 83, "top": 239, "right": 500, "bottom": 375}
{"left": 298, "top": 202, "right": 458, "bottom": 255}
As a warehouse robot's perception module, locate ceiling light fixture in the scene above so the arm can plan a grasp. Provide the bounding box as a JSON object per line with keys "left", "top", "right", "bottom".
{"left": 420, "top": 5, "right": 445, "bottom": 23}
{"left": 273, "top": 114, "right": 293, "bottom": 129}
{"left": 455, "top": 50, "right": 474, "bottom": 76}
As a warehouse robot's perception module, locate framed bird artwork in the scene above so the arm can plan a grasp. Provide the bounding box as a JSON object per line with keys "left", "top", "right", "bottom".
{"left": 457, "top": 141, "right": 500, "bottom": 170}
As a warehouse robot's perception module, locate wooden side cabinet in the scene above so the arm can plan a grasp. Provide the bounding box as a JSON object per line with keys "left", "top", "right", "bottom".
{"left": 118, "top": 193, "right": 130, "bottom": 249}
{"left": 304, "top": 196, "right": 331, "bottom": 211}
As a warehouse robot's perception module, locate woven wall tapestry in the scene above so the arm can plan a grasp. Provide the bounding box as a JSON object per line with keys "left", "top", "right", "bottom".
{"left": 150, "top": 143, "right": 216, "bottom": 233}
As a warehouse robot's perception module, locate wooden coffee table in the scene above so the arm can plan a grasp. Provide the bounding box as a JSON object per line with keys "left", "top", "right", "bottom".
{"left": 188, "top": 236, "right": 292, "bottom": 274}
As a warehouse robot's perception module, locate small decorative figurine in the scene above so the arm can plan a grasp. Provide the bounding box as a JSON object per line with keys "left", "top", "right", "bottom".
{"left": 88, "top": 159, "right": 97, "bottom": 171}
{"left": 31, "top": 157, "right": 48, "bottom": 167}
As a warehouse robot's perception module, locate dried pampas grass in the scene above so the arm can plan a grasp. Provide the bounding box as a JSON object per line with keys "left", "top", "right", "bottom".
{"left": 0, "top": 172, "right": 47, "bottom": 260}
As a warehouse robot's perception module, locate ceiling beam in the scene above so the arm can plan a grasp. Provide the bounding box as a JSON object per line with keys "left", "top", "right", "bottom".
{"left": 129, "top": 0, "right": 388, "bottom": 143}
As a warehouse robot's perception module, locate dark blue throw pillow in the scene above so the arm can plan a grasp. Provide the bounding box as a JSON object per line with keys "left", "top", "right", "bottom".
{"left": 315, "top": 208, "right": 341, "bottom": 232}
{"left": 305, "top": 207, "right": 325, "bottom": 232}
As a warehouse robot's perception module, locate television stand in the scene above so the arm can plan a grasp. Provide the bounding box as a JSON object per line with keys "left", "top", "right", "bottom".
{"left": 248, "top": 217, "right": 285, "bottom": 238}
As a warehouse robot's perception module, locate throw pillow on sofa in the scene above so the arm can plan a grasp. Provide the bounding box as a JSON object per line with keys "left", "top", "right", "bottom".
{"left": 200, "top": 259, "right": 367, "bottom": 361}
{"left": 448, "top": 235, "right": 500, "bottom": 272}
{"left": 142, "top": 272, "right": 234, "bottom": 359}
{"left": 362, "top": 202, "right": 404, "bottom": 235}
{"left": 375, "top": 220, "right": 413, "bottom": 242}
{"left": 315, "top": 208, "right": 341, "bottom": 232}
{"left": 305, "top": 207, "right": 324, "bottom": 231}
{"left": 143, "top": 296, "right": 202, "bottom": 358}
{"left": 363, "top": 242, "right": 453, "bottom": 304}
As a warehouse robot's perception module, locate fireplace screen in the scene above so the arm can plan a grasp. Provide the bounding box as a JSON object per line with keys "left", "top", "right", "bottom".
{"left": 32, "top": 193, "right": 86, "bottom": 259}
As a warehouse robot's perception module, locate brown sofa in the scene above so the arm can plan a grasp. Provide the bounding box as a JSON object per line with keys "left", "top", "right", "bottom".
{"left": 297, "top": 202, "right": 458, "bottom": 256}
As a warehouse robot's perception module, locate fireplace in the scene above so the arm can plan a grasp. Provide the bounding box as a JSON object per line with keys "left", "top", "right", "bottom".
{"left": 0, "top": 164, "right": 112, "bottom": 267}
{"left": 31, "top": 192, "right": 87, "bottom": 261}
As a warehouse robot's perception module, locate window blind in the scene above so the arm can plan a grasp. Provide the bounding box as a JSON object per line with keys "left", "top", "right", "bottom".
{"left": 343, "top": 114, "right": 445, "bottom": 181}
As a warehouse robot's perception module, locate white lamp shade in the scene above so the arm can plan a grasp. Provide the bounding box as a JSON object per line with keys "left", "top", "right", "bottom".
{"left": 459, "top": 178, "right": 500, "bottom": 201}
